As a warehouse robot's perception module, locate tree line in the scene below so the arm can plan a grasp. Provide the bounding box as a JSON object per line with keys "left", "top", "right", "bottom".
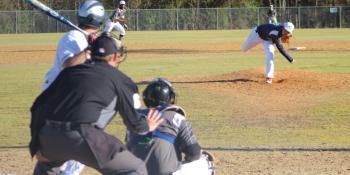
{"left": 1, "top": 0, "right": 349, "bottom": 10}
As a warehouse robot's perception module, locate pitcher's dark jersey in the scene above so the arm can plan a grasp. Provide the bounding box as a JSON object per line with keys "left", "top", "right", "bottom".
{"left": 256, "top": 24, "right": 294, "bottom": 62}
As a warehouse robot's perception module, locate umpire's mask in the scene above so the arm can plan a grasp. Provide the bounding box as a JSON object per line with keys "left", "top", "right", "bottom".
{"left": 143, "top": 78, "right": 176, "bottom": 108}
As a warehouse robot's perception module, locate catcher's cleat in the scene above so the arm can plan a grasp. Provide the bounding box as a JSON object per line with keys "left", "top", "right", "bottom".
{"left": 202, "top": 150, "right": 215, "bottom": 175}
{"left": 266, "top": 77, "right": 273, "bottom": 84}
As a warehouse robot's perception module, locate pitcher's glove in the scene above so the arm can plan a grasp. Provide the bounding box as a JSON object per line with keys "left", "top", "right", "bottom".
{"left": 114, "top": 18, "right": 128, "bottom": 25}
{"left": 281, "top": 34, "right": 292, "bottom": 44}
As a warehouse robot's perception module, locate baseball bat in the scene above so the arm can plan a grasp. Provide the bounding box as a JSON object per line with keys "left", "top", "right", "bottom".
{"left": 25, "top": 0, "right": 89, "bottom": 36}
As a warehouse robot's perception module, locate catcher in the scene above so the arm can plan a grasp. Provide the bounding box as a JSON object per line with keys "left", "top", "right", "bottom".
{"left": 103, "top": 0, "right": 128, "bottom": 40}
{"left": 241, "top": 22, "right": 295, "bottom": 84}
{"left": 126, "top": 78, "right": 215, "bottom": 175}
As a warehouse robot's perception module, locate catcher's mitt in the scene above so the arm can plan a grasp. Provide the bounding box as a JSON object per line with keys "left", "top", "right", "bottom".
{"left": 281, "top": 34, "right": 292, "bottom": 44}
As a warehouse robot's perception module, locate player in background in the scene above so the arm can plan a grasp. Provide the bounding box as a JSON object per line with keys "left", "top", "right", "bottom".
{"left": 126, "top": 78, "right": 215, "bottom": 175}
{"left": 241, "top": 22, "right": 295, "bottom": 84}
{"left": 267, "top": 4, "right": 279, "bottom": 25}
{"left": 40, "top": 0, "right": 105, "bottom": 174}
{"left": 103, "top": 0, "right": 128, "bottom": 40}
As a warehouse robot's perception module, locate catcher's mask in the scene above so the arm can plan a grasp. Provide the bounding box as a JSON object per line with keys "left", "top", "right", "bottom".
{"left": 143, "top": 78, "right": 176, "bottom": 108}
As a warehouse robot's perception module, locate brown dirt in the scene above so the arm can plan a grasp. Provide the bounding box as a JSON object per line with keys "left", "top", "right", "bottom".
{"left": 1, "top": 149, "right": 350, "bottom": 175}
{"left": 168, "top": 68, "right": 350, "bottom": 121}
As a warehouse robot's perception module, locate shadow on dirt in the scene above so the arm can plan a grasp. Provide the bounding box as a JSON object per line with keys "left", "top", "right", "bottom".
{"left": 203, "top": 147, "right": 350, "bottom": 152}
{"left": 128, "top": 49, "right": 239, "bottom": 54}
{"left": 136, "top": 79, "right": 258, "bottom": 85}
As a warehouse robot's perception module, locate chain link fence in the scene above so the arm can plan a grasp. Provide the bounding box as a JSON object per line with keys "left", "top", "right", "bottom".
{"left": 1, "top": 6, "right": 349, "bottom": 34}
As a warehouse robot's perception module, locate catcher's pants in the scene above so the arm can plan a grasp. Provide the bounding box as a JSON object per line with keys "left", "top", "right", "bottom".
{"left": 241, "top": 27, "right": 275, "bottom": 79}
{"left": 103, "top": 19, "right": 126, "bottom": 36}
{"left": 172, "top": 156, "right": 214, "bottom": 175}
{"left": 33, "top": 125, "right": 147, "bottom": 175}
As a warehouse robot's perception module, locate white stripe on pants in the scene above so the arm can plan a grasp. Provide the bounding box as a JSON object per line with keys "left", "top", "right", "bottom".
{"left": 241, "top": 27, "right": 276, "bottom": 79}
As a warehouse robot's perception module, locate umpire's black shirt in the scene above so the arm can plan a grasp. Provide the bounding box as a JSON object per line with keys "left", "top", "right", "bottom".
{"left": 32, "top": 60, "right": 148, "bottom": 132}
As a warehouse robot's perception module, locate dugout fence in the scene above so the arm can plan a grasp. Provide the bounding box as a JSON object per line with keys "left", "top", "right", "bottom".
{"left": 0, "top": 6, "right": 349, "bottom": 33}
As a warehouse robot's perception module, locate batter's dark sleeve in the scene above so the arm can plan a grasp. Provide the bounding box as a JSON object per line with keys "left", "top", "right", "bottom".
{"left": 176, "top": 119, "right": 201, "bottom": 161}
{"left": 116, "top": 78, "right": 149, "bottom": 135}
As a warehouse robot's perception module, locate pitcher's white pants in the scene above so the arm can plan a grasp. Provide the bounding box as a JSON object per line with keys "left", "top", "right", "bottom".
{"left": 242, "top": 27, "right": 275, "bottom": 78}
{"left": 103, "top": 19, "right": 126, "bottom": 36}
{"left": 172, "top": 157, "right": 214, "bottom": 175}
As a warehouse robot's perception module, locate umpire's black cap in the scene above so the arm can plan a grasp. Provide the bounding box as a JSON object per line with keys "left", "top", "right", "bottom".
{"left": 91, "top": 35, "right": 122, "bottom": 57}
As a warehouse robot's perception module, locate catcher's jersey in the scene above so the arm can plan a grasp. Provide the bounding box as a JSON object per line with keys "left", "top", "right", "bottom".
{"left": 43, "top": 30, "right": 88, "bottom": 90}
{"left": 110, "top": 8, "right": 126, "bottom": 21}
{"left": 126, "top": 105, "right": 201, "bottom": 175}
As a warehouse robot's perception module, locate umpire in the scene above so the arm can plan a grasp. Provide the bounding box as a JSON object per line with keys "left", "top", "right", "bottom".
{"left": 29, "top": 34, "right": 163, "bottom": 175}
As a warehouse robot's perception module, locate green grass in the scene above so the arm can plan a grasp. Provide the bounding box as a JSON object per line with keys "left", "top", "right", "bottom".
{"left": 0, "top": 29, "right": 349, "bottom": 148}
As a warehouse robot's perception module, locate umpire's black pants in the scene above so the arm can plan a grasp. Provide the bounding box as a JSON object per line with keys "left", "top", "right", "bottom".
{"left": 33, "top": 125, "right": 147, "bottom": 175}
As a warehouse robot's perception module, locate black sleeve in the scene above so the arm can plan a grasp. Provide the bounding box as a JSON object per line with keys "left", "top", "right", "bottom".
{"left": 116, "top": 78, "right": 149, "bottom": 135}
{"left": 275, "top": 41, "right": 294, "bottom": 63}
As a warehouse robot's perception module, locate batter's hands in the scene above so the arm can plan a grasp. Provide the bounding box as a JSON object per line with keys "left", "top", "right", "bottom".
{"left": 146, "top": 108, "right": 164, "bottom": 132}
{"left": 87, "top": 33, "right": 97, "bottom": 46}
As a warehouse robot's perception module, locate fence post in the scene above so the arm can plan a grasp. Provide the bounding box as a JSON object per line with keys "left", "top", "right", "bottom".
{"left": 339, "top": 6, "right": 342, "bottom": 28}
{"left": 56, "top": 11, "right": 58, "bottom": 33}
{"left": 216, "top": 8, "right": 219, "bottom": 30}
{"left": 32, "top": 10, "right": 35, "bottom": 33}
{"left": 298, "top": 7, "right": 301, "bottom": 28}
{"left": 136, "top": 9, "right": 139, "bottom": 31}
{"left": 257, "top": 7, "right": 260, "bottom": 25}
{"left": 176, "top": 8, "right": 179, "bottom": 30}
{"left": 15, "top": 11, "right": 18, "bottom": 34}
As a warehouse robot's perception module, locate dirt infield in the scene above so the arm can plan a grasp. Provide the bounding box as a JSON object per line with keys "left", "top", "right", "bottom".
{"left": 1, "top": 149, "right": 350, "bottom": 175}
{"left": 1, "top": 69, "right": 348, "bottom": 175}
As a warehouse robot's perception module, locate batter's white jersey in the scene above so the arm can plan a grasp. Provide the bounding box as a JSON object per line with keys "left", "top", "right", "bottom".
{"left": 43, "top": 30, "right": 88, "bottom": 90}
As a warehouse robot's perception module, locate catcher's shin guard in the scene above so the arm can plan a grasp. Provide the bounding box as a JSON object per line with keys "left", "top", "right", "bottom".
{"left": 202, "top": 150, "right": 215, "bottom": 175}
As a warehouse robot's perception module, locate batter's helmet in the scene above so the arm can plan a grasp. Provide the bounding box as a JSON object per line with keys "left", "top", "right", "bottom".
{"left": 77, "top": 0, "right": 105, "bottom": 28}
{"left": 143, "top": 78, "right": 176, "bottom": 108}
{"left": 283, "top": 22, "right": 295, "bottom": 34}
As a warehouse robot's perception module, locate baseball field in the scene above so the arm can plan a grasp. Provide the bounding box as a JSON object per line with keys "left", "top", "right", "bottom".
{"left": 0, "top": 29, "right": 349, "bottom": 174}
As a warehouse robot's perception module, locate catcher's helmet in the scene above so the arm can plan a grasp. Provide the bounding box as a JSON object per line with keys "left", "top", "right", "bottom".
{"left": 143, "top": 78, "right": 176, "bottom": 108}
{"left": 77, "top": 0, "right": 105, "bottom": 28}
